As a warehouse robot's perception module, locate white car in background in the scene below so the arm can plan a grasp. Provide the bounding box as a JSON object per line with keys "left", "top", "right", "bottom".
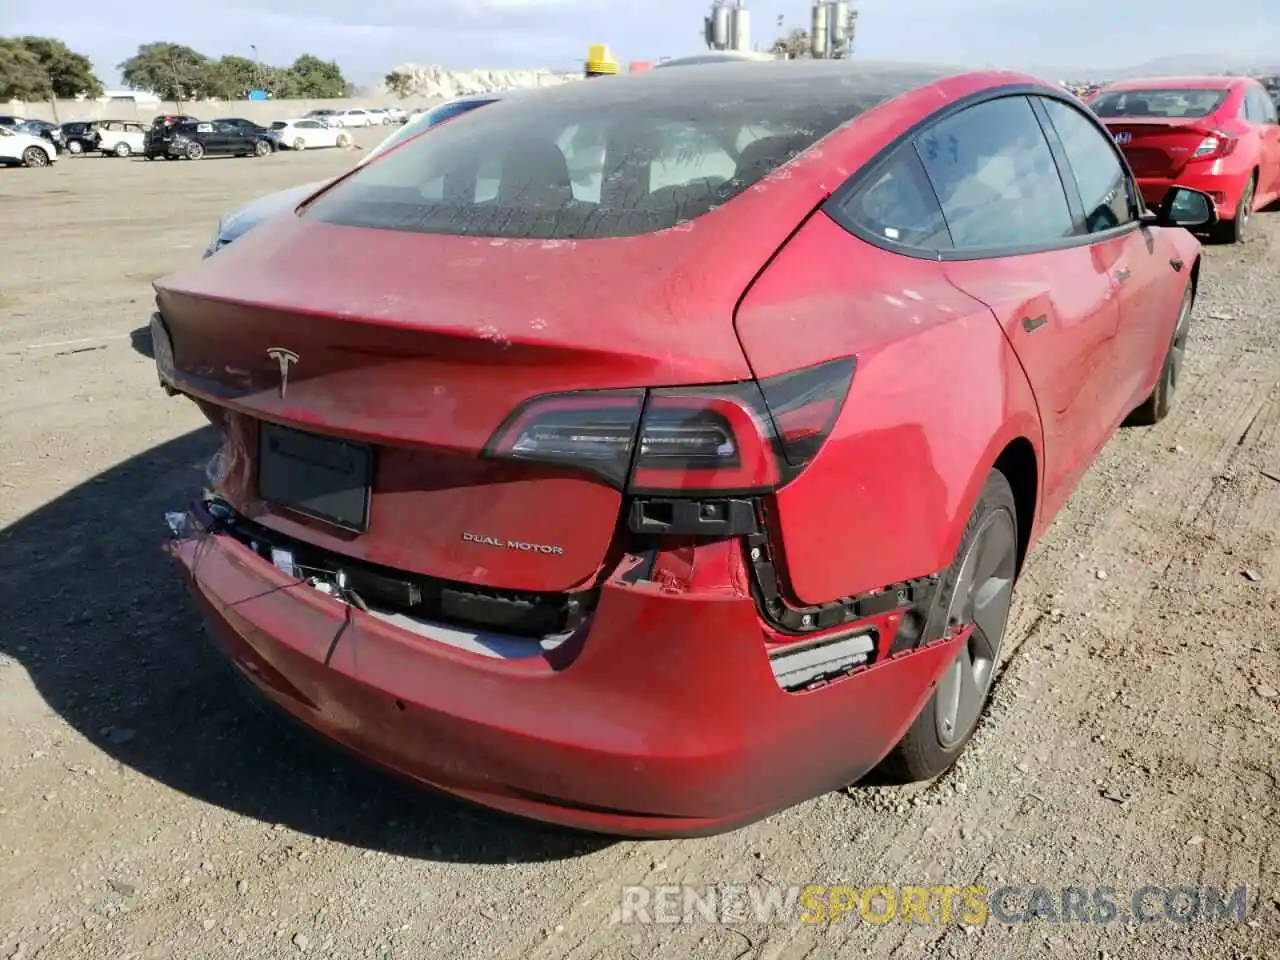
{"left": 332, "top": 108, "right": 377, "bottom": 128}
{"left": 0, "top": 125, "right": 57, "bottom": 167}
{"left": 96, "top": 120, "right": 147, "bottom": 157}
{"left": 270, "top": 118, "right": 354, "bottom": 151}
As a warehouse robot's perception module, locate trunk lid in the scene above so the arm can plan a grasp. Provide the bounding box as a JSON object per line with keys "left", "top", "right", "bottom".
{"left": 1100, "top": 118, "right": 1217, "bottom": 178}
{"left": 155, "top": 212, "right": 777, "bottom": 594}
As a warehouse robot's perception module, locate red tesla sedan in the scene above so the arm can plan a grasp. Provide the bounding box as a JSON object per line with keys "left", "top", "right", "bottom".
{"left": 1089, "top": 75, "right": 1280, "bottom": 242}
{"left": 152, "top": 61, "right": 1212, "bottom": 837}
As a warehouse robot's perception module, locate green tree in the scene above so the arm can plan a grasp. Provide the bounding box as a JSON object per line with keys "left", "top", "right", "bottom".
{"left": 16, "top": 36, "right": 103, "bottom": 97}
{"left": 0, "top": 37, "right": 48, "bottom": 100}
{"left": 282, "top": 54, "right": 348, "bottom": 98}
{"left": 384, "top": 69, "right": 415, "bottom": 98}
{"left": 203, "top": 54, "right": 261, "bottom": 99}
{"left": 119, "top": 42, "right": 209, "bottom": 102}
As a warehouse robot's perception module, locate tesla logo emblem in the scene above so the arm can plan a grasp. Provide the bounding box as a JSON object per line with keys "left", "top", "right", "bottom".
{"left": 265, "top": 347, "right": 298, "bottom": 398}
{"left": 1113, "top": 131, "right": 1132, "bottom": 144}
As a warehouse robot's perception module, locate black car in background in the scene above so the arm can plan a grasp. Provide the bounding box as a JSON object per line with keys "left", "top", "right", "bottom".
{"left": 60, "top": 121, "right": 101, "bottom": 154}
{"left": 145, "top": 119, "right": 275, "bottom": 160}
{"left": 142, "top": 114, "right": 199, "bottom": 154}
{"left": 213, "top": 117, "right": 278, "bottom": 151}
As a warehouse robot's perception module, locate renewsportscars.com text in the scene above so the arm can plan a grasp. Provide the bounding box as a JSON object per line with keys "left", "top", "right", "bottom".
{"left": 615, "top": 884, "right": 1250, "bottom": 926}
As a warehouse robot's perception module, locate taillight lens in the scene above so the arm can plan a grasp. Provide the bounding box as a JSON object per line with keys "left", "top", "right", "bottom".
{"left": 485, "top": 357, "right": 856, "bottom": 493}
{"left": 1192, "top": 133, "right": 1235, "bottom": 160}
{"left": 630, "top": 384, "right": 779, "bottom": 493}
{"left": 758, "top": 357, "right": 856, "bottom": 466}
{"left": 484, "top": 389, "right": 643, "bottom": 487}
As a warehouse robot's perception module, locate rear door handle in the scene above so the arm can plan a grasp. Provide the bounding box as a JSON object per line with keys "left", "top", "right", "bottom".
{"left": 1114, "top": 267, "right": 1131, "bottom": 282}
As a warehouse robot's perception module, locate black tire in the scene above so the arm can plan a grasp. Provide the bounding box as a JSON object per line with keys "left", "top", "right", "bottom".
{"left": 1126, "top": 280, "right": 1194, "bottom": 426}
{"left": 21, "top": 146, "right": 50, "bottom": 168}
{"left": 878, "top": 470, "right": 1019, "bottom": 783}
{"left": 185, "top": 142, "right": 204, "bottom": 160}
{"left": 1216, "top": 174, "right": 1255, "bottom": 244}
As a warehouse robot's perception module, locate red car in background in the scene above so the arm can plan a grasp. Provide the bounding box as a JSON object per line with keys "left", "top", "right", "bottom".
{"left": 153, "top": 61, "right": 1213, "bottom": 836}
{"left": 1089, "top": 76, "right": 1280, "bottom": 242}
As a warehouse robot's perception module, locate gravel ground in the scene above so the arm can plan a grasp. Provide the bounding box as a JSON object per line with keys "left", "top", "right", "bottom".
{"left": 0, "top": 131, "right": 1277, "bottom": 960}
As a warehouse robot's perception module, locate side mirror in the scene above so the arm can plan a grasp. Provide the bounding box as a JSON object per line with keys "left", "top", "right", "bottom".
{"left": 1141, "top": 186, "right": 1217, "bottom": 229}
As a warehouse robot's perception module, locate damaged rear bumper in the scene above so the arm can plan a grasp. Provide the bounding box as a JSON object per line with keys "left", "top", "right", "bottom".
{"left": 164, "top": 500, "right": 960, "bottom": 837}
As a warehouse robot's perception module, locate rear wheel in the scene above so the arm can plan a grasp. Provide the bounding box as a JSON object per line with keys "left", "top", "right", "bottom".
{"left": 1217, "top": 174, "right": 1256, "bottom": 244}
{"left": 878, "top": 470, "right": 1019, "bottom": 782}
{"left": 336, "top": 132, "right": 351, "bottom": 148}
{"left": 22, "top": 146, "right": 50, "bottom": 168}
{"left": 254, "top": 139, "right": 271, "bottom": 157}
{"left": 185, "top": 142, "right": 204, "bottom": 161}
{"left": 67, "top": 140, "right": 83, "bottom": 155}
{"left": 292, "top": 137, "right": 306, "bottom": 151}
{"left": 114, "top": 142, "right": 131, "bottom": 158}
{"left": 1126, "top": 280, "right": 1193, "bottom": 426}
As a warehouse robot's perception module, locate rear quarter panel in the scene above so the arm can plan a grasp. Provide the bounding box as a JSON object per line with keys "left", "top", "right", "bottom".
{"left": 735, "top": 213, "right": 1043, "bottom": 606}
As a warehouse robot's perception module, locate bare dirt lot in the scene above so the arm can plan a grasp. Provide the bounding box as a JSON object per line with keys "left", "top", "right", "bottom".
{"left": 1, "top": 133, "right": 1277, "bottom": 960}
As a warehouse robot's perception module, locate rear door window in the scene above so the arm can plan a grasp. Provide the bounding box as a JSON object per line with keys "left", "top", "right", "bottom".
{"left": 1039, "top": 97, "right": 1135, "bottom": 233}
{"left": 839, "top": 149, "right": 952, "bottom": 249}
{"left": 914, "top": 96, "right": 1075, "bottom": 250}
{"left": 1244, "top": 88, "right": 1276, "bottom": 124}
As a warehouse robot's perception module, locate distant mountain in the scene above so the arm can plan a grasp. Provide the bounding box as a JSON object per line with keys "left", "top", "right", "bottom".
{"left": 1026, "top": 53, "right": 1280, "bottom": 81}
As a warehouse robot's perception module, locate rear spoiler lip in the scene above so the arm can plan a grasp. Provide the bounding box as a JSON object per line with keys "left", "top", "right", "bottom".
{"left": 1098, "top": 116, "right": 1216, "bottom": 129}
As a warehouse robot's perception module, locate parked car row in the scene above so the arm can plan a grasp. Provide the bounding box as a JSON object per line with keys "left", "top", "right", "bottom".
{"left": 301, "top": 106, "right": 408, "bottom": 128}
{"left": 0, "top": 110, "right": 381, "bottom": 166}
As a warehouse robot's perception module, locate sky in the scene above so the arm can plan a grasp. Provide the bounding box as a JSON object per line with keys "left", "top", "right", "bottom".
{"left": 3, "top": 0, "right": 1278, "bottom": 86}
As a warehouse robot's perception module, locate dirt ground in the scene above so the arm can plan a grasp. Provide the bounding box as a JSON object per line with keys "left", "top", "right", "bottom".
{"left": 0, "top": 130, "right": 1277, "bottom": 960}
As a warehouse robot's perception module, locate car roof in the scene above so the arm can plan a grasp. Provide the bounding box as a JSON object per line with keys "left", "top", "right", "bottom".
{"left": 1100, "top": 76, "right": 1244, "bottom": 91}
{"left": 655, "top": 51, "right": 778, "bottom": 66}
{"left": 466, "top": 59, "right": 978, "bottom": 115}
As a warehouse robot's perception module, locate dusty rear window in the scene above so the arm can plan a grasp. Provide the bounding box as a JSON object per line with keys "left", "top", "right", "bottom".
{"left": 1090, "top": 89, "right": 1228, "bottom": 119}
{"left": 302, "top": 67, "right": 941, "bottom": 239}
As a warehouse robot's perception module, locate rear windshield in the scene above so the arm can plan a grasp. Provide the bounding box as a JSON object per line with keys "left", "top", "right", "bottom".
{"left": 364, "top": 97, "right": 496, "bottom": 162}
{"left": 302, "top": 68, "right": 924, "bottom": 239}
{"left": 1090, "top": 88, "right": 1227, "bottom": 119}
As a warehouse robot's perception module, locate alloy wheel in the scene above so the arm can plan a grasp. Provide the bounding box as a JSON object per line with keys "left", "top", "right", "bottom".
{"left": 934, "top": 507, "right": 1017, "bottom": 748}
{"left": 1240, "top": 180, "right": 1254, "bottom": 230}
{"left": 22, "top": 147, "right": 49, "bottom": 167}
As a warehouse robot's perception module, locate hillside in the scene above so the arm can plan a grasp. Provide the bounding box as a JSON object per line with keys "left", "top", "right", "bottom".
{"left": 379, "top": 64, "right": 580, "bottom": 100}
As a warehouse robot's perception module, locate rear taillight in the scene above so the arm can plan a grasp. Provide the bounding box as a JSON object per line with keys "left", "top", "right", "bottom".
{"left": 485, "top": 357, "right": 856, "bottom": 493}
{"left": 485, "top": 389, "right": 643, "bottom": 487}
{"left": 1191, "top": 133, "right": 1236, "bottom": 160}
